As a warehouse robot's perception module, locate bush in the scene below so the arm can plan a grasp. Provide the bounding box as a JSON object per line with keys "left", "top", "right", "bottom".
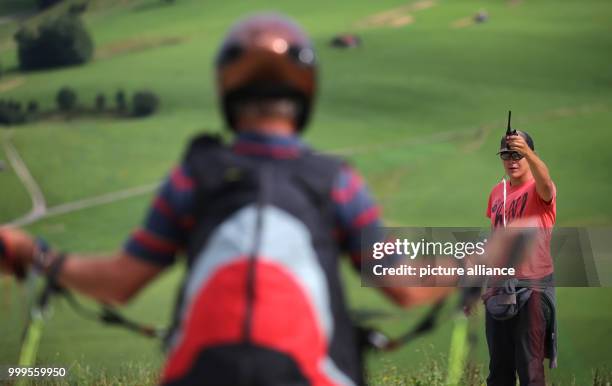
{"left": 132, "top": 91, "right": 160, "bottom": 117}
{"left": 14, "top": 13, "right": 93, "bottom": 71}
{"left": 115, "top": 90, "right": 127, "bottom": 111}
{"left": 0, "top": 100, "right": 27, "bottom": 125}
{"left": 27, "top": 101, "right": 39, "bottom": 114}
{"left": 95, "top": 93, "right": 106, "bottom": 111}
{"left": 56, "top": 87, "right": 77, "bottom": 111}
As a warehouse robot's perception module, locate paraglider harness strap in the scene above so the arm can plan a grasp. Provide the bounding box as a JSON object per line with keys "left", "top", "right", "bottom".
{"left": 28, "top": 240, "right": 164, "bottom": 339}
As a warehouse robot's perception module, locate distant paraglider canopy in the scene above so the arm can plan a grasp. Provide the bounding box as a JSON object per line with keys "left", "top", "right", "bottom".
{"left": 330, "top": 34, "right": 362, "bottom": 49}
{"left": 474, "top": 10, "right": 489, "bottom": 23}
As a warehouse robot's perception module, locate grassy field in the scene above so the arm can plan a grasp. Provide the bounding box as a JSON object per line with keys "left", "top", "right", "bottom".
{"left": 1, "top": 0, "right": 611, "bottom": 384}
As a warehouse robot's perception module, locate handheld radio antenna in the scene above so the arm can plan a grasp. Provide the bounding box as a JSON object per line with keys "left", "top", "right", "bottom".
{"left": 506, "top": 110, "right": 516, "bottom": 135}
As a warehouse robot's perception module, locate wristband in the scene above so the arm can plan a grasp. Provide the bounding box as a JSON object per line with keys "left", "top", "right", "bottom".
{"left": 47, "top": 253, "right": 67, "bottom": 291}
{"left": 32, "top": 238, "right": 53, "bottom": 273}
{"left": 32, "top": 238, "right": 67, "bottom": 278}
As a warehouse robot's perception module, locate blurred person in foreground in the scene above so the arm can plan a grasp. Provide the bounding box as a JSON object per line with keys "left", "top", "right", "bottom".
{"left": 0, "top": 13, "right": 539, "bottom": 386}
{"left": 0, "top": 13, "right": 454, "bottom": 386}
{"left": 482, "top": 130, "right": 558, "bottom": 386}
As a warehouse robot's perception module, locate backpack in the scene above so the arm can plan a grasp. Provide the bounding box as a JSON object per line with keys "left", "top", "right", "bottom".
{"left": 161, "top": 134, "right": 364, "bottom": 386}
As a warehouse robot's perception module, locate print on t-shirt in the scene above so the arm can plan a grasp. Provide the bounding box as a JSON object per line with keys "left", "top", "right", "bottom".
{"left": 485, "top": 180, "right": 556, "bottom": 279}
{"left": 491, "top": 191, "right": 529, "bottom": 227}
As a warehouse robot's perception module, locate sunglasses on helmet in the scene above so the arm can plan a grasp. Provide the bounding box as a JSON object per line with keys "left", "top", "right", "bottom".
{"left": 499, "top": 151, "right": 524, "bottom": 161}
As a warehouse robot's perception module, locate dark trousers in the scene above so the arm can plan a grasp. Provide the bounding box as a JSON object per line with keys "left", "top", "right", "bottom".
{"left": 486, "top": 291, "right": 551, "bottom": 386}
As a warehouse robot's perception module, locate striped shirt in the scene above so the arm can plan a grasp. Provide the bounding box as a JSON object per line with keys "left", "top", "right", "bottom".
{"left": 124, "top": 132, "right": 381, "bottom": 268}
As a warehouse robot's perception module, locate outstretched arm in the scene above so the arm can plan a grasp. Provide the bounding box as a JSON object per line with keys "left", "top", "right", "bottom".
{"left": 56, "top": 251, "right": 163, "bottom": 304}
{"left": 0, "top": 227, "right": 163, "bottom": 305}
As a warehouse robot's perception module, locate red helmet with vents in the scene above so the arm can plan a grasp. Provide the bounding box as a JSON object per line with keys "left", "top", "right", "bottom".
{"left": 215, "top": 13, "right": 317, "bottom": 132}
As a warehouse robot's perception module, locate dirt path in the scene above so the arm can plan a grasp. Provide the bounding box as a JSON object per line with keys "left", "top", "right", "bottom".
{"left": 354, "top": 0, "right": 436, "bottom": 29}
{"left": 2, "top": 131, "right": 47, "bottom": 226}
{"left": 43, "top": 182, "right": 159, "bottom": 220}
{"left": 95, "top": 36, "right": 187, "bottom": 60}
{"left": 0, "top": 77, "right": 25, "bottom": 93}
{"left": 450, "top": 16, "right": 476, "bottom": 29}
{"left": 1, "top": 130, "right": 158, "bottom": 227}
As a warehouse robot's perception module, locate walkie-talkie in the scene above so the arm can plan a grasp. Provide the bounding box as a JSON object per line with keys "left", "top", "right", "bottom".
{"left": 506, "top": 110, "right": 517, "bottom": 136}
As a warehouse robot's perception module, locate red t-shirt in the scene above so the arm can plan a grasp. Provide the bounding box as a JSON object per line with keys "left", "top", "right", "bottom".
{"left": 486, "top": 179, "right": 556, "bottom": 279}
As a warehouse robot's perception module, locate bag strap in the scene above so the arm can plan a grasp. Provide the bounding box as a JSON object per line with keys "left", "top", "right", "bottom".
{"left": 165, "top": 135, "right": 345, "bottom": 349}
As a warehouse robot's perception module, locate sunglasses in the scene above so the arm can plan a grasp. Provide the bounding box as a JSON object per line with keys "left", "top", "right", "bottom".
{"left": 500, "top": 151, "right": 524, "bottom": 161}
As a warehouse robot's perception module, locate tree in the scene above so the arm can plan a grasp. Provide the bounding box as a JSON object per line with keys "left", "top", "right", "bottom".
{"left": 95, "top": 93, "right": 106, "bottom": 111}
{"left": 115, "top": 90, "right": 127, "bottom": 112}
{"left": 0, "top": 100, "right": 26, "bottom": 125}
{"left": 15, "top": 13, "right": 94, "bottom": 71}
{"left": 56, "top": 87, "right": 77, "bottom": 111}
{"left": 27, "top": 101, "right": 39, "bottom": 114}
{"left": 132, "top": 91, "right": 160, "bottom": 117}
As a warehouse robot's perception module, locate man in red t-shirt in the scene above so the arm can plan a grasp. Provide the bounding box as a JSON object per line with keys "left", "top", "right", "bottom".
{"left": 484, "top": 130, "right": 557, "bottom": 386}
{"left": 486, "top": 132, "right": 556, "bottom": 279}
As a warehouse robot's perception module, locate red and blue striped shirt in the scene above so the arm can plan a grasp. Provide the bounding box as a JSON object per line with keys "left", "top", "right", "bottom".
{"left": 125, "top": 132, "right": 381, "bottom": 268}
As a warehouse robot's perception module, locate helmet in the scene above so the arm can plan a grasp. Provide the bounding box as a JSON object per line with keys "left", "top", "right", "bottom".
{"left": 215, "top": 13, "right": 317, "bottom": 132}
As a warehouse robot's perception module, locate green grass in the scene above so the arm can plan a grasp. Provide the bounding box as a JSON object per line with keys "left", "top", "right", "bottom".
{"left": 1, "top": 0, "right": 612, "bottom": 384}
